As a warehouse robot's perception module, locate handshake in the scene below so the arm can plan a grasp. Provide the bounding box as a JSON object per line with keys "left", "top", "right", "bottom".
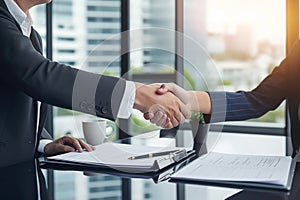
{"left": 133, "top": 82, "right": 212, "bottom": 129}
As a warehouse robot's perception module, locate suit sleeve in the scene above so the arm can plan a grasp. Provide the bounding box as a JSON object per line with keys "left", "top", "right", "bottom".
{"left": 0, "top": 14, "right": 125, "bottom": 120}
{"left": 206, "top": 44, "right": 293, "bottom": 123}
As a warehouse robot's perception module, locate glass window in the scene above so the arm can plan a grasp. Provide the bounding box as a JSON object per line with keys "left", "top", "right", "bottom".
{"left": 51, "top": 1, "right": 122, "bottom": 199}
{"left": 129, "top": 1, "right": 178, "bottom": 199}
{"left": 129, "top": 0, "right": 176, "bottom": 136}
{"left": 184, "top": 0, "right": 286, "bottom": 127}
{"left": 52, "top": 0, "right": 122, "bottom": 139}
{"left": 130, "top": 0, "right": 175, "bottom": 75}
{"left": 183, "top": 4, "right": 287, "bottom": 200}
{"left": 31, "top": 5, "right": 47, "bottom": 54}
{"left": 30, "top": 1, "right": 290, "bottom": 199}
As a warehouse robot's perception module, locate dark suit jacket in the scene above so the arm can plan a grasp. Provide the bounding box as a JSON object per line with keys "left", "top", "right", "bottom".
{"left": 0, "top": 159, "right": 47, "bottom": 200}
{"left": 0, "top": 1, "right": 126, "bottom": 166}
{"left": 208, "top": 39, "right": 300, "bottom": 157}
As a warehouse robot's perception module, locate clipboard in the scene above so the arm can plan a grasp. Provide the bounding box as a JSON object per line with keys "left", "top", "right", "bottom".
{"left": 170, "top": 153, "right": 296, "bottom": 191}
{"left": 40, "top": 142, "right": 195, "bottom": 174}
{"left": 40, "top": 150, "right": 196, "bottom": 183}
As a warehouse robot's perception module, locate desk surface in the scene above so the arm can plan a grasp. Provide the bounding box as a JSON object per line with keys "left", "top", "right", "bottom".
{"left": 1, "top": 133, "right": 299, "bottom": 200}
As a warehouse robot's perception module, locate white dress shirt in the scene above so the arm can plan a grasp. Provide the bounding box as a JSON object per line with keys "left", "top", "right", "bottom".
{"left": 4, "top": 0, "right": 135, "bottom": 152}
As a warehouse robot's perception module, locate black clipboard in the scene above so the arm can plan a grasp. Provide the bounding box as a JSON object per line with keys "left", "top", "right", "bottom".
{"left": 39, "top": 150, "right": 196, "bottom": 181}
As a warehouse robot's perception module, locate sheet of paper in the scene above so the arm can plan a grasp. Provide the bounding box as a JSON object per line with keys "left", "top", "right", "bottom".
{"left": 48, "top": 142, "right": 180, "bottom": 170}
{"left": 172, "top": 152, "right": 292, "bottom": 186}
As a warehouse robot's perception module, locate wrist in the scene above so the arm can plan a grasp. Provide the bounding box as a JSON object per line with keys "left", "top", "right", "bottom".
{"left": 39, "top": 139, "right": 53, "bottom": 153}
{"left": 194, "top": 91, "right": 212, "bottom": 114}
{"left": 188, "top": 91, "right": 199, "bottom": 111}
{"left": 43, "top": 143, "right": 51, "bottom": 155}
{"left": 133, "top": 82, "right": 147, "bottom": 112}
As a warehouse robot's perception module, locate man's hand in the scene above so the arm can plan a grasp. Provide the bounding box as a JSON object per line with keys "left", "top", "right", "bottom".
{"left": 156, "top": 83, "right": 212, "bottom": 114}
{"left": 145, "top": 83, "right": 212, "bottom": 128}
{"left": 44, "top": 135, "right": 95, "bottom": 156}
{"left": 134, "top": 83, "right": 191, "bottom": 128}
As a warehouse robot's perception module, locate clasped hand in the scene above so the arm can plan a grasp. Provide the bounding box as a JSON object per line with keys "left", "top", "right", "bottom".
{"left": 44, "top": 135, "right": 95, "bottom": 156}
{"left": 144, "top": 82, "right": 212, "bottom": 128}
{"left": 134, "top": 82, "right": 197, "bottom": 129}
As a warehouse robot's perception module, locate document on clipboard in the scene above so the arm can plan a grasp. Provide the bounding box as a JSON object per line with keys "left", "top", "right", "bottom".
{"left": 170, "top": 152, "right": 296, "bottom": 190}
{"left": 46, "top": 142, "right": 189, "bottom": 173}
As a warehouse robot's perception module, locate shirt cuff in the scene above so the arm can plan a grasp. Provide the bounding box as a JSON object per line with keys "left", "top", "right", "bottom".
{"left": 38, "top": 139, "right": 53, "bottom": 153}
{"left": 117, "top": 81, "right": 136, "bottom": 119}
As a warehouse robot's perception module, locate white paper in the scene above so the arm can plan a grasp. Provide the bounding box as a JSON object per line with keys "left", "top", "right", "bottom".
{"left": 48, "top": 142, "right": 181, "bottom": 171}
{"left": 172, "top": 152, "right": 292, "bottom": 186}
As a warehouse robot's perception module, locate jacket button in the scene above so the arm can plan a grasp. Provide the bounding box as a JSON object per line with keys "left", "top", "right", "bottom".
{"left": 101, "top": 106, "right": 108, "bottom": 114}
{"left": 28, "top": 141, "right": 32, "bottom": 144}
{"left": 80, "top": 101, "right": 87, "bottom": 109}
{"left": 87, "top": 104, "right": 93, "bottom": 111}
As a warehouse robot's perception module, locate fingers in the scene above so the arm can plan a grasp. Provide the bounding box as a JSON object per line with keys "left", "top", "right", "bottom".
{"left": 156, "top": 83, "right": 174, "bottom": 95}
{"left": 149, "top": 111, "right": 163, "bottom": 124}
{"left": 150, "top": 111, "right": 168, "bottom": 127}
{"left": 137, "top": 83, "right": 191, "bottom": 129}
{"left": 78, "top": 139, "right": 96, "bottom": 152}
{"left": 144, "top": 111, "right": 173, "bottom": 128}
{"left": 156, "top": 113, "right": 168, "bottom": 127}
{"left": 44, "top": 139, "right": 75, "bottom": 156}
{"left": 148, "top": 105, "right": 178, "bottom": 127}
{"left": 146, "top": 102, "right": 186, "bottom": 128}
{"left": 44, "top": 135, "right": 96, "bottom": 156}
{"left": 170, "top": 97, "right": 190, "bottom": 127}
{"left": 178, "top": 100, "right": 192, "bottom": 119}
{"left": 148, "top": 106, "right": 165, "bottom": 122}
{"left": 169, "top": 112, "right": 180, "bottom": 127}
{"left": 61, "top": 136, "right": 84, "bottom": 152}
{"left": 157, "top": 83, "right": 190, "bottom": 105}
{"left": 56, "top": 136, "right": 95, "bottom": 153}
{"left": 163, "top": 120, "right": 173, "bottom": 129}
{"left": 61, "top": 145, "right": 76, "bottom": 153}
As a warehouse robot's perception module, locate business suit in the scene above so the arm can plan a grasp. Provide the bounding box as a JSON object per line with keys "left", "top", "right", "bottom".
{"left": 0, "top": 159, "right": 47, "bottom": 200}
{"left": 208, "top": 39, "right": 300, "bottom": 157}
{"left": 0, "top": 1, "right": 126, "bottom": 166}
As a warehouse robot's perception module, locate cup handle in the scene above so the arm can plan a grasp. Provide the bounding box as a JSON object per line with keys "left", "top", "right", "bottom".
{"left": 104, "top": 124, "right": 115, "bottom": 139}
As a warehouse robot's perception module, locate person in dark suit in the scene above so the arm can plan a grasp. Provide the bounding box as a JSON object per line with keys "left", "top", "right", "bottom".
{"left": 0, "top": 159, "right": 48, "bottom": 200}
{"left": 0, "top": 0, "right": 190, "bottom": 167}
{"left": 153, "top": 39, "right": 300, "bottom": 158}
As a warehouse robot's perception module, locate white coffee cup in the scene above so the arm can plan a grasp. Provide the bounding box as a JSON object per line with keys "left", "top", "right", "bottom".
{"left": 82, "top": 120, "right": 115, "bottom": 145}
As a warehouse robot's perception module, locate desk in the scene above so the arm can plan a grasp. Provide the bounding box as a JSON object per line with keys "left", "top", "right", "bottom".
{"left": 1, "top": 132, "right": 299, "bottom": 200}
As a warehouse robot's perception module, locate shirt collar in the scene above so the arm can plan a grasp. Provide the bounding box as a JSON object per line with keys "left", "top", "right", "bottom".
{"left": 4, "top": 0, "right": 33, "bottom": 37}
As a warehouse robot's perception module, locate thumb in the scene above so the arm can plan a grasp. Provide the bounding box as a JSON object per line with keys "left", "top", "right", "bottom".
{"left": 156, "top": 83, "right": 190, "bottom": 105}
{"left": 156, "top": 84, "right": 171, "bottom": 95}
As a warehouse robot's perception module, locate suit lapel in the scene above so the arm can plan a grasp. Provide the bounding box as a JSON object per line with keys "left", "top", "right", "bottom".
{"left": 30, "top": 28, "right": 43, "bottom": 54}
{"left": 30, "top": 29, "right": 48, "bottom": 155}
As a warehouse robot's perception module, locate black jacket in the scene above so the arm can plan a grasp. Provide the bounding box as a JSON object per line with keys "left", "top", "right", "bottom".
{"left": 0, "top": 1, "right": 126, "bottom": 166}
{"left": 208, "top": 39, "right": 300, "bottom": 157}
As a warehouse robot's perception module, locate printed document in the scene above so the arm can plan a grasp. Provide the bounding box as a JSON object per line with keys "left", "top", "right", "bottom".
{"left": 48, "top": 142, "right": 184, "bottom": 172}
{"left": 171, "top": 152, "right": 293, "bottom": 187}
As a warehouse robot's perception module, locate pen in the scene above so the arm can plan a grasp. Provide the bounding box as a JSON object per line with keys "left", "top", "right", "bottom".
{"left": 128, "top": 149, "right": 180, "bottom": 160}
